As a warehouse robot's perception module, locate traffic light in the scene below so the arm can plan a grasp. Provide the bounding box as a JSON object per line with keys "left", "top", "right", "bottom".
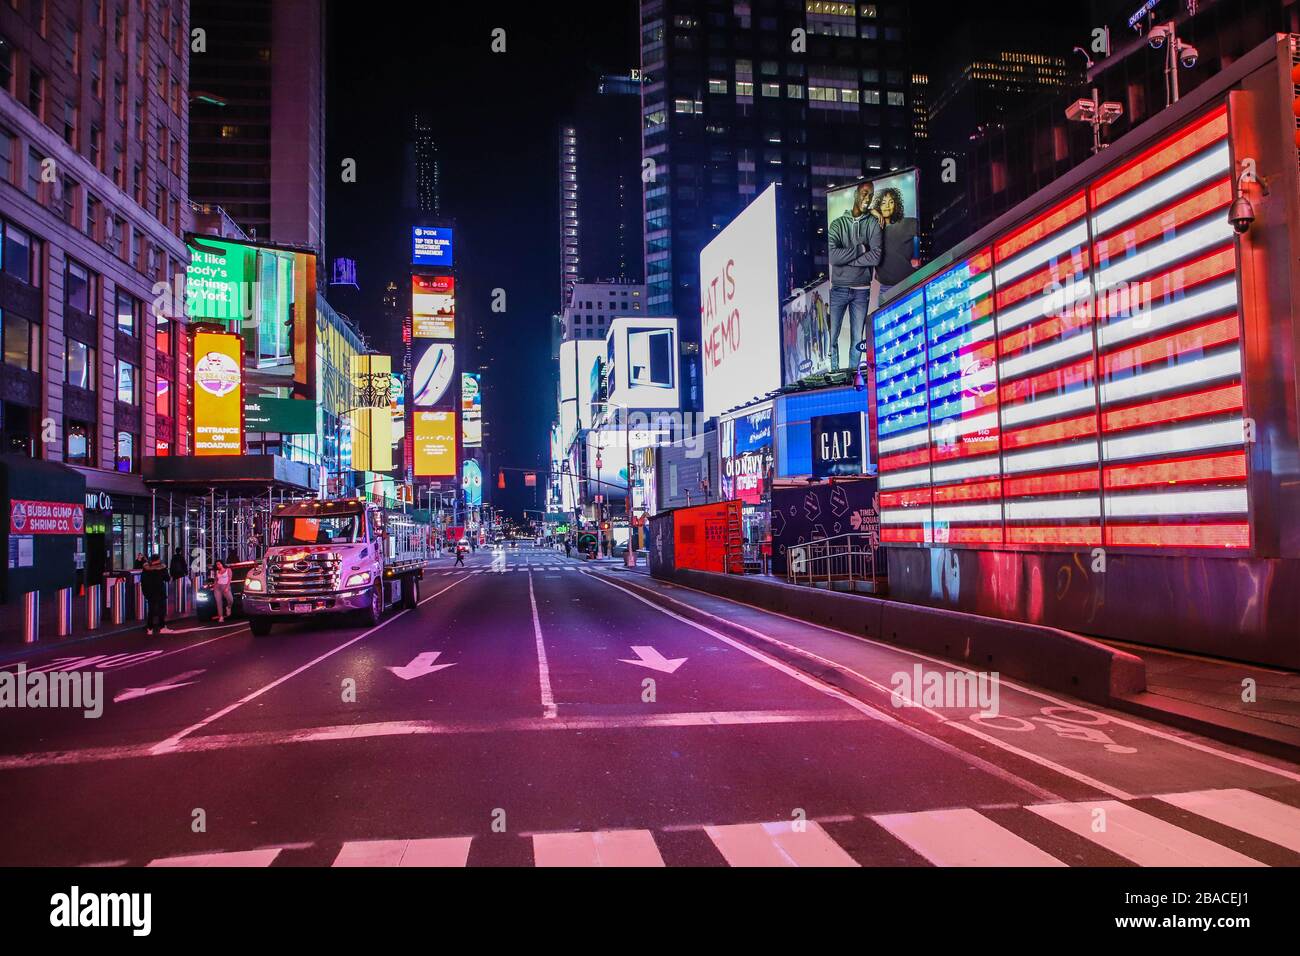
{"left": 497, "top": 470, "right": 505, "bottom": 490}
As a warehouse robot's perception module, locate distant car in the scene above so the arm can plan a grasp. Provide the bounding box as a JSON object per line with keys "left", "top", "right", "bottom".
{"left": 195, "top": 561, "right": 257, "bottom": 622}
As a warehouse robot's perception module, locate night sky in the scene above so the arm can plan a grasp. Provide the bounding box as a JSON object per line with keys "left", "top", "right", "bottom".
{"left": 325, "top": 2, "right": 640, "bottom": 518}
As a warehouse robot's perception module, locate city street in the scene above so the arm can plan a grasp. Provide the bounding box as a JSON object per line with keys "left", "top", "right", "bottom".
{"left": 2, "top": 545, "right": 1298, "bottom": 868}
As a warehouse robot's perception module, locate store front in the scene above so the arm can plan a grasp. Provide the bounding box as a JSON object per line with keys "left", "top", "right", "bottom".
{"left": 719, "top": 402, "right": 775, "bottom": 567}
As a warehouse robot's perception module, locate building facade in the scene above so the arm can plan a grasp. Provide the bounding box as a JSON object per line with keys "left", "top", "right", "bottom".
{"left": 188, "top": 0, "right": 326, "bottom": 254}
{"left": 638, "top": 0, "right": 917, "bottom": 410}
{"left": 1, "top": 0, "right": 192, "bottom": 575}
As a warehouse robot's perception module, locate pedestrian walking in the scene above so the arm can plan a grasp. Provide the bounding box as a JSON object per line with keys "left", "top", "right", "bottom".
{"left": 454, "top": 543, "right": 467, "bottom": 567}
{"left": 212, "top": 560, "right": 234, "bottom": 623}
{"left": 564, "top": 538, "right": 572, "bottom": 558}
{"left": 140, "top": 555, "right": 169, "bottom": 636}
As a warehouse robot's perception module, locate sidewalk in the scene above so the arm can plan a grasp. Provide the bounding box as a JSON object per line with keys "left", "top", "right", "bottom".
{"left": 592, "top": 568, "right": 1300, "bottom": 762}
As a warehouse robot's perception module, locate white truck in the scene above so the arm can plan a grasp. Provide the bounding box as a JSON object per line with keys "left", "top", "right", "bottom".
{"left": 242, "top": 498, "right": 426, "bottom": 636}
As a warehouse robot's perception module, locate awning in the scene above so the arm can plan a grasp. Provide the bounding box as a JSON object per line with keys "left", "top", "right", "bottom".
{"left": 142, "top": 454, "right": 318, "bottom": 495}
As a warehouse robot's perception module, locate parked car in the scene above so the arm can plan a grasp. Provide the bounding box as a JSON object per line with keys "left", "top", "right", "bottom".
{"left": 195, "top": 561, "right": 257, "bottom": 622}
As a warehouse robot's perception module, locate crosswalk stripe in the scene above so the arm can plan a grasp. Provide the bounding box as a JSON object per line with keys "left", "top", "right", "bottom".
{"left": 870, "top": 807, "right": 1066, "bottom": 867}
{"left": 532, "top": 830, "right": 665, "bottom": 867}
{"left": 1028, "top": 800, "right": 1267, "bottom": 866}
{"left": 1156, "top": 789, "right": 1300, "bottom": 853}
{"left": 332, "top": 837, "right": 473, "bottom": 867}
{"left": 704, "top": 821, "right": 858, "bottom": 867}
{"left": 147, "top": 848, "right": 282, "bottom": 867}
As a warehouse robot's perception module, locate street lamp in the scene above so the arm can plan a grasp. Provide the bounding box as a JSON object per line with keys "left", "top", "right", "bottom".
{"left": 590, "top": 400, "right": 636, "bottom": 567}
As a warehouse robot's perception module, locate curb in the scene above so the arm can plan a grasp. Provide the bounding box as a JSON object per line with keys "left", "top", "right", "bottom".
{"left": 593, "top": 571, "right": 1300, "bottom": 763}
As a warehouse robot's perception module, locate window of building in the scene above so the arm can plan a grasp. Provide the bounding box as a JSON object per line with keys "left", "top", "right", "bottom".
{"left": 89, "top": 125, "right": 103, "bottom": 170}
{"left": 708, "top": 78, "right": 727, "bottom": 94}
{"left": 2, "top": 310, "right": 38, "bottom": 372}
{"left": 66, "top": 260, "right": 92, "bottom": 313}
{"left": 87, "top": 195, "right": 101, "bottom": 240}
{"left": 116, "top": 360, "right": 138, "bottom": 404}
{"left": 115, "top": 430, "right": 135, "bottom": 472}
{"left": 115, "top": 289, "right": 138, "bottom": 334}
{"left": 65, "top": 339, "right": 96, "bottom": 390}
{"left": 1, "top": 220, "right": 39, "bottom": 285}
{"left": 28, "top": 67, "right": 44, "bottom": 118}
{"left": 132, "top": 164, "right": 142, "bottom": 203}
{"left": 156, "top": 312, "right": 171, "bottom": 356}
{"left": 1, "top": 401, "right": 37, "bottom": 457}
{"left": 91, "top": 51, "right": 103, "bottom": 98}
{"left": 65, "top": 419, "right": 93, "bottom": 465}
{"left": 0, "top": 126, "right": 12, "bottom": 183}
{"left": 0, "top": 35, "right": 12, "bottom": 95}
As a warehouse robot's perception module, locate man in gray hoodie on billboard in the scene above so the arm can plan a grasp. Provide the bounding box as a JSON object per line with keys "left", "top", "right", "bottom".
{"left": 827, "top": 180, "right": 884, "bottom": 371}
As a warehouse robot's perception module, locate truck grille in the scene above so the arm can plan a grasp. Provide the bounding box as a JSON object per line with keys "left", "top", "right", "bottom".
{"left": 267, "top": 553, "right": 341, "bottom": 595}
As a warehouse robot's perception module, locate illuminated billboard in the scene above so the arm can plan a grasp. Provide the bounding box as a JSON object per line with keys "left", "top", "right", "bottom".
{"left": 462, "top": 459, "right": 483, "bottom": 508}
{"left": 461, "top": 372, "right": 482, "bottom": 448}
{"left": 390, "top": 373, "right": 405, "bottom": 448}
{"left": 699, "top": 184, "right": 781, "bottom": 419}
{"left": 350, "top": 354, "right": 394, "bottom": 473}
{"left": 412, "top": 275, "right": 455, "bottom": 339}
{"left": 185, "top": 235, "right": 317, "bottom": 397}
{"left": 875, "top": 106, "right": 1250, "bottom": 552}
{"left": 412, "top": 226, "right": 454, "bottom": 267}
{"left": 192, "top": 328, "right": 244, "bottom": 455}
{"left": 412, "top": 341, "right": 456, "bottom": 408}
{"left": 606, "top": 317, "right": 679, "bottom": 411}
{"left": 720, "top": 403, "right": 773, "bottom": 505}
{"left": 413, "top": 410, "right": 456, "bottom": 477}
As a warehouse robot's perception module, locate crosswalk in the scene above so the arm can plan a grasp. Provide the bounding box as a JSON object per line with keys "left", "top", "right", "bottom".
{"left": 431, "top": 565, "right": 586, "bottom": 575}
{"left": 100, "top": 788, "right": 1300, "bottom": 868}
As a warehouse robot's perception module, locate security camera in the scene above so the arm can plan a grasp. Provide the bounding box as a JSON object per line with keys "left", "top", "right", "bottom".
{"left": 1148, "top": 26, "right": 1168, "bottom": 50}
{"left": 1178, "top": 43, "right": 1198, "bottom": 68}
{"left": 1227, "top": 194, "right": 1255, "bottom": 234}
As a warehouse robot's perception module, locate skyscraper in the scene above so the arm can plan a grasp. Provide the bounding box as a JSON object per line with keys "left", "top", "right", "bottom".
{"left": 406, "top": 111, "right": 440, "bottom": 217}
{"left": 559, "top": 70, "right": 644, "bottom": 310}
{"left": 189, "top": 0, "right": 326, "bottom": 254}
{"left": 638, "top": 1, "right": 917, "bottom": 410}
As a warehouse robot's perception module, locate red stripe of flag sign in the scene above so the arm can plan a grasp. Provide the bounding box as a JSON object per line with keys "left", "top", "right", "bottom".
{"left": 873, "top": 104, "right": 1249, "bottom": 551}
{"left": 10, "top": 500, "right": 86, "bottom": 534}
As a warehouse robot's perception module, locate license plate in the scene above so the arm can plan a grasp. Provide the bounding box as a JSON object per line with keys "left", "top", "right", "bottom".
{"left": 292, "top": 604, "right": 312, "bottom": 614}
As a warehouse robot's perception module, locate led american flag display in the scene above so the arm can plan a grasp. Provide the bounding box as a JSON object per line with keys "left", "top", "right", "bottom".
{"left": 875, "top": 105, "right": 1250, "bottom": 550}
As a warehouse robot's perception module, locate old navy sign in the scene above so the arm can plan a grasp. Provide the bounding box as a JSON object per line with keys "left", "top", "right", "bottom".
{"left": 811, "top": 412, "right": 867, "bottom": 478}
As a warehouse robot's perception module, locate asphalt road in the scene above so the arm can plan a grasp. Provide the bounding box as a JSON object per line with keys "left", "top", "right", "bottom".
{"left": 1, "top": 545, "right": 1299, "bottom": 867}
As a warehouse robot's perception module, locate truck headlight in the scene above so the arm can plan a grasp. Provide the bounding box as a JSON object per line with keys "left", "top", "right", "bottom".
{"left": 346, "top": 571, "right": 371, "bottom": 587}
{"left": 245, "top": 577, "right": 264, "bottom": 592}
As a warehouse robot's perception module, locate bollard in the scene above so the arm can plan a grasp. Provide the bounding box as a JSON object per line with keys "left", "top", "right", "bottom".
{"left": 111, "top": 578, "right": 127, "bottom": 625}
{"left": 86, "top": 584, "right": 102, "bottom": 631}
{"left": 23, "top": 591, "right": 38, "bottom": 644}
{"left": 134, "top": 576, "right": 145, "bottom": 621}
{"left": 57, "top": 586, "right": 74, "bottom": 637}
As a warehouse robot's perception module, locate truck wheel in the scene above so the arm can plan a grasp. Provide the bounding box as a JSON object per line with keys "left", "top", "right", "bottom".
{"left": 363, "top": 582, "right": 383, "bottom": 627}
{"left": 248, "top": 616, "right": 273, "bottom": 637}
{"left": 403, "top": 575, "right": 419, "bottom": 609}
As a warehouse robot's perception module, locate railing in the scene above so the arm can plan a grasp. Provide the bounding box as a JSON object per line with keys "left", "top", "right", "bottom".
{"left": 785, "top": 533, "right": 879, "bottom": 590}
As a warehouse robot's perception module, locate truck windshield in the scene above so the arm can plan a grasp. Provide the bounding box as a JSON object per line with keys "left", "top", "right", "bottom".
{"left": 272, "top": 514, "right": 363, "bottom": 546}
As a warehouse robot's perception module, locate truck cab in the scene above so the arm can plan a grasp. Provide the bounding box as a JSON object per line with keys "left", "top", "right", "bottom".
{"left": 242, "top": 498, "right": 425, "bottom": 636}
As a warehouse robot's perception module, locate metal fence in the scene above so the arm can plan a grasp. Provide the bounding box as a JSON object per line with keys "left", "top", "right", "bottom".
{"left": 784, "top": 533, "right": 879, "bottom": 590}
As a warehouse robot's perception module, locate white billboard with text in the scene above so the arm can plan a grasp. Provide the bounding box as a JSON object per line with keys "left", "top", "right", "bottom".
{"left": 699, "top": 184, "right": 781, "bottom": 419}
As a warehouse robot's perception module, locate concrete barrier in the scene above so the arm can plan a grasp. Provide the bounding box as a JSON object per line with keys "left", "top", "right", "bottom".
{"left": 652, "top": 567, "right": 1145, "bottom": 704}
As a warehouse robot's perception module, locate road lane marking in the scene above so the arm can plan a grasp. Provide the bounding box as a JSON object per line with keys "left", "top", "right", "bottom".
{"left": 528, "top": 572, "right": 557, "bottom": 719}
{"left": 532, "top": 830, "right": 665, "bottom": 867}
{"left": 1027, "top": 800, "right": 1266, "bottom": 866}
{"left": 871, "top": 808, "right": 1066, "bottom": 867}
{"left": 113, "top": 669, "right": 205, "bottom": 703}
{"left": 614, "top": 572, "right": 1300, "bottom": 786}
{"left": 333, "top": 837, "right": 473, "bottom": 867}
{"left": 1155, "top": 789, "right": 1300, "bottom": 852}
{"left": 148, "top": 575, "right": 472, "bottom": 755}
{"left": 704, "top": 821, "right": 858, "bottom": 867}
{"left": 4, "top": 624, "right": 249, "bottom": 675}
{"left": 0, "top": 709, "right": 868, "bottom": 770}
{"left": 147, "top": 848, "right": 282, "bottom": 867}
{"left": 583, "top": 572, "right": 1063, "bottom": 802}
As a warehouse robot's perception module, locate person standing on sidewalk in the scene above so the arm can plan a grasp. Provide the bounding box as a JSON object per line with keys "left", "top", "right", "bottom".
{"left": 212, "top": 560, "right": 234, "bottom": 623}
{"left": 140, "top": 555, "right": 169, "bottom": 636}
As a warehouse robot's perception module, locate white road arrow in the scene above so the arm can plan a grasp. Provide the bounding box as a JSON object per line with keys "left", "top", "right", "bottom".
{"left": 618, "top": 646, "right": 687, "bottom": 674}
{"left": 113, "top": 669, "right": 205, "bottom": 703}
{"left": 387, "top": 651, "right": 457, "bottom": 681}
